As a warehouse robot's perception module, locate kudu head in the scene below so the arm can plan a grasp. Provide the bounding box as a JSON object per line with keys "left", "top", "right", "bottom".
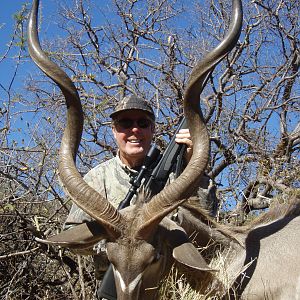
{"left": 28, "top": 0, "right": 242, "bottom": 298}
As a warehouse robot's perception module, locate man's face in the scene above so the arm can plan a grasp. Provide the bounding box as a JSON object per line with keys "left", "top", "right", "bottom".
{"left": 112, "top": 110, "right": 154, "bottom": 167}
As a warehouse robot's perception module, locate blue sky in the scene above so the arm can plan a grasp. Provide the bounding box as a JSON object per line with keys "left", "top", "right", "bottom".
{"left": 0, "top": 0, "right": 112, "bottom": 90}
{"left": 1, "top": 2, "right": 31, "bottom": 142}
{"left": 1, "top": 0, "right": 112, "bottom": 147}
{"left": 1, "top": 0, "right": 299, "bottom": 208}
{"left": 1, "top": 1, "right": 41, "bottom": 148}
{"left": 1, "top": 2, "right": 24, "bottom": 25}
{"left": 1, "top": 2, "right": 27, "bottom": 83}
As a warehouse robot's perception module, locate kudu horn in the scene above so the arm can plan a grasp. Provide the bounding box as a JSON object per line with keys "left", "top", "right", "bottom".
{"left": 27, "top": 0, "right": 124, "bottom": 240}
{"left": 137, "top": 0, "right": 243, "bottom": 240}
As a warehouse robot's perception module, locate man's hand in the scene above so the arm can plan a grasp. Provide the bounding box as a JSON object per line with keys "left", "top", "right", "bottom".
{"left": 175, "top": 128, "right": 193, "bottom": 163}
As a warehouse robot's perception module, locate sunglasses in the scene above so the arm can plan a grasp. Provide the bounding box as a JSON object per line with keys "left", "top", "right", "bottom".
{"left": 114, "top": 118, "right": 153, "bottom": 129}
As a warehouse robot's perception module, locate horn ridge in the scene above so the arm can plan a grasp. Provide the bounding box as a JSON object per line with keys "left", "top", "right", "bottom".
{"left": 137, "top": 0, "right": 243, "bottom": 240}
{"left": 28, "top": 0, "right": 124, "bottom": 240}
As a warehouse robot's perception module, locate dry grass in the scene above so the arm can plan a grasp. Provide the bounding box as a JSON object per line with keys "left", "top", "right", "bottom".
{"left": 159, "top": 247, "right": 243, "bottom": 300}
{"left": 159, "top": 267, "right": 209, "bottom": 300}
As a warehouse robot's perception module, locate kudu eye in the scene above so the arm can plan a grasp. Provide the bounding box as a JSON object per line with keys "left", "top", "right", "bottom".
{"left": 154, "top": 251, "right": 161, "bottom": 262}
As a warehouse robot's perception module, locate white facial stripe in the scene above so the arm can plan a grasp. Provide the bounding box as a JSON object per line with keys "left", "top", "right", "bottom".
{"left": 114, "top": 269, "right": 126, "bottom": 292}
{"left": 114, "top": 267, "right": 143, "bottom": 293}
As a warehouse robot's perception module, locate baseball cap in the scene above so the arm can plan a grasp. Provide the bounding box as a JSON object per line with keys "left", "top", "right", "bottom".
{"left": 109, "top": 95, "right": 155, "bottom": 120}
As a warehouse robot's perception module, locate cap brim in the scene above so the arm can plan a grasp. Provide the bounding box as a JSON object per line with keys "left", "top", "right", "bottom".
{"left": 110, "top": 108, "right": 155, "bottom": 120}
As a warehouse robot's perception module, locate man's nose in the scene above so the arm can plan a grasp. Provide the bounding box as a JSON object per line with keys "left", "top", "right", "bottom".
{"left": 131, "top": 125, "right": 141, "bottom": 132}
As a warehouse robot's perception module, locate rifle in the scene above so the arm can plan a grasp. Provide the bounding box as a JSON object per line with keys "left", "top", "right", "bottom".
{"left": 97, "top": 117, "right": 187, "bottom": 300}
{"left": 118, "top": 144, "right": 161, "bottom": 210}
{"left": 144, "top": 117, "right": 187, "bottom": 195}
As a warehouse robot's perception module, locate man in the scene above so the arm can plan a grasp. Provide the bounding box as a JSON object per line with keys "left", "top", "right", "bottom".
{"left": 65, "top": 94, "right": 193, "bottom": 225}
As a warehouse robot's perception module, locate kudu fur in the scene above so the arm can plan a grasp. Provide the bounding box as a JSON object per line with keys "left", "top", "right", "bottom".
{"left": 178, "top": 196, "right": 300, "bottom": 298}
{"left": 28, "top": 0, "right": 243, "bottom": 299}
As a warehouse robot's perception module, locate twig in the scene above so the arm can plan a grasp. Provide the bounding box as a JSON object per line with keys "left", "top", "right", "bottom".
{"left": 77, "top": 254, "right": 86, "bottom": 300}
{"left": 0, "top": 247, "right": 39, "bottom": 260}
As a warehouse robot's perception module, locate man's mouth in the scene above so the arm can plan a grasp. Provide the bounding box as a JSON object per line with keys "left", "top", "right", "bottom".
{"left": 128, "top": 139, "right": 142, "bottom": 144}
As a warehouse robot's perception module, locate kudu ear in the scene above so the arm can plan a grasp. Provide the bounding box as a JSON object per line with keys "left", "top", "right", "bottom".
{"left": 173, "top": 242, "right": 216, "bottom": 272}
{"left": 160, "top": 218, "right": 216, "bottom": 272}
{"left": 36, "top": 221, "right": 107, "bottom": 249}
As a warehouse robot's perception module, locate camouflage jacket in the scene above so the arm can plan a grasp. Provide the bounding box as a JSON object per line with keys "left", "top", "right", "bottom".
{"left": 64, "top": 154, "right": 140, "bottom": 227}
